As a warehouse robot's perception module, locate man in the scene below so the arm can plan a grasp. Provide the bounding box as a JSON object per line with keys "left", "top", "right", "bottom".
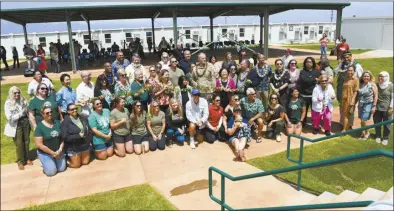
{"left": 100, "top": 62, "right": 115, "bottom": 93}
{"left": 158, "top": 37, "right": 170, "bottom": 59}
{"left": 56, "top": 39, "right": 63, "bottom": 64}
{"left": 236, "top": 59, "right": 252, "bottom": 99}
{"left": 112, "top": 42, "right": 120, "bottom": 52}
{"left": 27, "top": 70, "right": 55, "bottom": 97}
{"left": 125, "top": 54, "right": 146, "bottom": 84}
{"left": 186, "top": 89, "right": 209, "bottom": 149}
{"left": 73, "top": 41, "right": 82, "bottom": 71}
{"left": 191, "top": 52, "right": 215, "bottom": 99}
{"left": 336, "top": 38, "right": 350, "bottom": 64}
{"left": 111, "top": 51, "right": 130, "bottom": 80}
{"left": 0, "top": 46, "right": 9, "bottom": 71}
{"left": 240, "top": 88, "right": 265, "bottom": 143}
{"left": 247, "top": 54, "right": 272, "bottom": 109}
{"left": 23, "top": 44, "right": 36, "bottom": 69}
{"left": 76, "top": 71, "right": 94, "bottom": 117}
{"left": 173, "top": 43, "right": 184, "bottom": 61}
{"left": 281, "top": 48, "right": 294, "bottom": 68}
{"left": 334, "top": 51, "right": 363, "bottom": 78}
{"left": 147, "top": 37, "right": 153, "bottom": 54}
{"left": 179, "top": 50, "right": 195, "bottom": 79}
{"left": 169, "top": 57, "right": 185, "bottom": 86}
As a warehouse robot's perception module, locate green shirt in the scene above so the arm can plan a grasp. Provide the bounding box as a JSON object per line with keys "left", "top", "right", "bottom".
{"left": 147, "top": 111, "right": 165, "bottom": 135}
{"left": 88, "top": 109, "right": 111, "bottom": 145}
{"left": 287, "top": 98, "right": 305, "bottom": 124}
{"left": 70, "top": 116, "right": 83, "bottom": 131}
{"left": 169, "top": 68, "right": 185, "bottom": 87}
{"left": 377, "top": 83, "right": 393, "bottom": 111}
{"left": 240, "top": 97, "right": 265, "bottom": 120}
{"left": 28, "top": 93, "right": 59, "bottom": 123}
{"left": 130, "top": 111, "right": 147, "bottom": 136}
{"left": 110, "top": 108, "right": 130, "bottom": 136}
{"left": 34, "top": 120, "right": 61, "bottom": 153}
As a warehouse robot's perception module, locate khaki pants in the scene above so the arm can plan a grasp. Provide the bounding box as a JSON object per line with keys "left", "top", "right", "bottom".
{"left": 256, "top": 90, "right": 269, "bottom": 110}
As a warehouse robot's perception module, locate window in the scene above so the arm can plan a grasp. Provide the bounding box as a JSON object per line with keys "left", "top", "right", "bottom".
{"left": 105, "top": 34, "right": 111, "bottom": 43}
{"left": 83, "top": 35, "right": 90, "bottom": 45}
{"left": 304, "top": 26, "right": 309, "bottom": 35}
{"left": 239, "top": 28, "right": 245, "bottom": 37}
{"left": 319, "top": 26, "right": 323, "bottom": 34}
{"left": 185, "top": 30, "right": 191, "bottom": 39}
{"left": 289, "top": 25, "right": 293, "bottom": 31}
{"left": 146, "top": 32, "right": 153, "bottom": 43}
{"left": 222, "top": 29, "right": 227, "bottom": 37}
{"left": 38, "top": 37, "right": 46, "bottom": 47}
{"left": 125, "top": 33, "right": 132, "bottom": 42}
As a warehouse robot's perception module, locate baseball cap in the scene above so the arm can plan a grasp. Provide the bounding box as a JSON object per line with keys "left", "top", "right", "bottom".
{"left": 233, "top": 106, "right": 242, "bottom": 112}
{"left": 191, "top": 89, "right": 200, "bottom": 96}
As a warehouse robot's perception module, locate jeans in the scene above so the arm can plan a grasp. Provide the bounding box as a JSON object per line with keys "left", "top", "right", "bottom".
{"left": 13, "top": 117, "right": 31, "bottom": 164}
{"left": 373, "top": 110, "right": 392, "bottom": 140}
{"left": 166, "top": 128, "right": 186, "bottom": 143}
{"left": 320, "top": 46, "right": 327, "bottom": 57}
{"left": 312, "top": 107, "right": 332, "bottom": 131}
{"left": 37, "top": 150, "right": 66, "bottom": 177}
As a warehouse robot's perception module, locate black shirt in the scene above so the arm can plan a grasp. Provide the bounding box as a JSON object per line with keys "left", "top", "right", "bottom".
{"left": 297, "top": 69, "right": 321, "bottom": 96}
{"left": 267, "top": 104, "right": 285, "bottom": 122}
{"left": 165, "top": 109, "right": 186, "bottom": 130}
{"left": 60, "top": 115, "right": 91, "bottom": 152}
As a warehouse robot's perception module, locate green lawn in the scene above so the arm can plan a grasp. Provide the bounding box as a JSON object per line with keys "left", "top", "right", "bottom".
{"left": 22, "top": 184, "right": 177, "bottom": 210}
{"left": 279, "top": 43, "right": 372, "bottom": 54}
{"left": 247, "top": 132, "right": 394, "bottom": 195}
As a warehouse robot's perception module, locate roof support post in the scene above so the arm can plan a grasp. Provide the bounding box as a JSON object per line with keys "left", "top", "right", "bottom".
{"left": 22, "top": 23, "right": 28, "bottom": 45}
{"left": 259, "top": 14, "right": 263, "bottom": 48}
{"left": 173, "top": 10, "right": 178, "bottom": 47}
{"left": 151, "top": 17, "right": 156, "bottom": 53}
{"left": 335, "top": 7, "right": 343, "bottom": 41}
{"left": 66, "top": 11, "right": 77, "bottom": 73}
{"left": 263, "top": 8, "right": 269, "bottom": 58}
{"left": 87, "top": 19, "right": 92, "bottom": 44}
{"left": 210, "top": 16, "right": 214, "bottom": 49}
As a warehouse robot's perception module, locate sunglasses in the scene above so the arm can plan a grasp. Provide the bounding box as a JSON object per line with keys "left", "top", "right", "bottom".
{"left": 136, "top": 104, "right": 142, "bottom": 107}
{"left": 153, "top": 105, "right": 159, "bottom": 108}
{"left": 171, "top": 60, "right": 178, "bottom": 63}
{"left": 45, "top": 111, "right": 53, "bottom": 115}
{"left": 156, "top": 66, "right": 161, "bottom": 68}
{"left": 321, "top": 80, "right": 328, "bottom": 82}
{"left": 271, "top": 98, "right": 278, "bottom": 100}
{"left": 95, "top": 102, "right": 102, "bottom": 106}
{"left": 276, "top": 63, "right": 283, "bottom": 66}
{"left": 290, "top": 63, "right": 297, "bottom": 65}
{"left": 119, "top": 74, "right": 126, "bottom": 77}
{"left": 14, "top": 91, "right": 20, "bottom": 94}
{"left": 68, "top": 108, "right": 77, "bottom": 111}
{"left": 230, "top": 68, "right": 235, "bottom": 70}
{"left": 162, "top": 56, "right": 168, "bottom": 59}
{"left": 40, "top": 87, "right": 48, "bottom": 90}
{"left": 150, "top": 69, "right": 156, "bottom": 72}
{"left": 234, "top": 98, "right": 240, "bottom": 101}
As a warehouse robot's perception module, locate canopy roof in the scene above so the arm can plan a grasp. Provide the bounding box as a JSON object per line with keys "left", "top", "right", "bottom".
{"left": 1, "top": 1, "right": 350, "bottom": 25}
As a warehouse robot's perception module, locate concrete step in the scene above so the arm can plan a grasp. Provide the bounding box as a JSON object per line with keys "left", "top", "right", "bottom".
{"left": 331, "top": 190, "right": 360, "bottom": 203}
{"left": 284, "top": 190, "right": 317, "bottom": 206}
{"left": 355, "top": 187, "right": 385, "bottom": 202}
{"left": 380, "top": 187, "right": 393, "bottom": 201}
{"left": 309, "top": 191, "right": 337, "bottom": 204}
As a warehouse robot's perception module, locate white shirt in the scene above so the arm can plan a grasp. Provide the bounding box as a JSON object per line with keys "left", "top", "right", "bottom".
{"left": 76, "top": 81, "right": 94, "bottom": 117}
{"left": 312, "top": 84, "right": 335, "bottom": 112}
{"left": 27, "top": 78, "right": 55, "bottom": 96}
{"left": 186, "top": 97, "right": 209, "bottom": 129}
{"left": 281, "top": 55, "right": 294, "bottom": 68}
{"left": 334, "top": 62, "right": 364, "bottom": 78}
{"left": 125, "top": 64, "right": 146, "bottom": 84}
{"left": 159, "top": 61, "right": 170, "bottom": 71}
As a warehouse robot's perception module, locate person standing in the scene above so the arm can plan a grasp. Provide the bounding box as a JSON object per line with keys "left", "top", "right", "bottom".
{"left": 0, "top": 46, "right": 9, "bottom": 71}
{"left": 50, "top": 42, "right": 61, "bottom": 73}
{"left": 111, "top": 52, "right": 130, "bottom": 80}
{"left": 94, "top": 75, "right": 113, "bottom": 110}
{"left": 216, "top": 68, "right": 236, "bottom": 109}
{"left": 37, "top": 45, "right": 48, "bottom": 74}
{"left": 4, "top": 86, "right": 32, "bottom": 170}
{"left": 100, "top": 62, "right": 116, "bottom": 93}
{"left": 169, "top": 57, "right": 185, "bottom": 86}
{"left": 270, "top": 59, "right": 291, "bottom": 109}
{"left": 341, "top": 65, "right": 359, "bottom": 132}
{"left": 130, "top": 70, "right": 149, "bottom": 110}
{"left": 191, "top": 53, "right": 216, "bottom": 99}
{"left": 76, "top": 71, "right": 94, "bottom": 118}
{"left": 374, "top": 71, "right": 393, "bottom": 146}
{"left": 248, "top": 54, "right": 272, "bottom": 109}
{"left": 319, "top": 33, "right": 328, "bottom": 58}
{"left": 179, "top": 50, "right": 195, "bottom": 80}
{"left": 12, "top": 47, "right": 20, "bottom": 69}
{"left": 125, "top": 54, "right": 146, "bottom": 84}
{"left": 281, "top": 48, "right": 294, "bottom": 68}
{"left": 222, "top": 52, "right": 237, "bottom": 70}
{"left": 336, "top": 38, "right": 349, "bottom": 64}
{"left": 56, "top": 74, "right": 77, "bottom": 120}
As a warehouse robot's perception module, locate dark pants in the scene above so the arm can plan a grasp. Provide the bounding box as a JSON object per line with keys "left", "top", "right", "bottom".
{"left": 302, "top": 96, "right": 312, "bottom": 127}
{"left": 202, "top": 127, "right": 226, "bottom": 143}
{"left": 373, "top": 110, "right": 392, "bottom": 139}
{"left": 149, "top": 135, "right": 166, "bottom": 151}
{"left": 268, "top": 120, "right": 285, "bottom": 137}
{"left": 1, "top": 56, "right": 9, "bottom": 69}
{"left": 13, "top": 117, "right": 31, "bottom": 164}
{"left": 13, "top": 56, "right": 20, "bottom": 68}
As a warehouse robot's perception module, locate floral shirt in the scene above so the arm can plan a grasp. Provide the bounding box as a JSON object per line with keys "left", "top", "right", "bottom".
{"left": 114, "top": 81, "right": 134, "bottom": 105}
{"left": 152, "top": 81, "right": 174, "bottom": 106}
{"left": 253, "top": 64, "right": 272, "bottom": 92}
{"left": 240, "top": 97, "right": 265, "bottom": 120}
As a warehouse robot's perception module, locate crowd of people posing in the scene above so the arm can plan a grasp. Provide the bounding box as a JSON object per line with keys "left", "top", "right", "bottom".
{"left": 4, "top": 48, "right": 393, "bottom": 177}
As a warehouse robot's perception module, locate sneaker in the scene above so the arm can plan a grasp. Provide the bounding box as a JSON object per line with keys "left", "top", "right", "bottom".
{"left": 190, "top": 140, "right": 196, "bottom": 149}
{"left": 325, "top": 130, "right": 331, "bottom": 136}
{"left": 382, "top": 139, "right": 388, "bottom": 146}
{"left": 276, "top": 135, "right": 282, "bottom": 142}
{"left": 313, "top": 128, "right": 319, "bottom": 135}
{"left": 376, "top": 138, "right": 382, "bottom": 144}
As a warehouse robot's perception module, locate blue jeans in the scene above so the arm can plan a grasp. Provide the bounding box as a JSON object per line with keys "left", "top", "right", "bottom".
{"left": 166, "top": 128, "right": 185, "bottom": 143}
{"left": 320, "top": 46, "right": 327, "bottom": 57}
{"left": 37, "top": 150, "right": 66, "bottom": 177}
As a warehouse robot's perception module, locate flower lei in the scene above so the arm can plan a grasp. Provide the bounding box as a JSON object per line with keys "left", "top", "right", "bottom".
{"left": 256, "top": 64, "right": 269, "bottom": 78}
{"left": 195, "top": 62, "right": 208, "bottom": 78}
{"left": 132, "top": 80, "right": 151, "bottom": 96}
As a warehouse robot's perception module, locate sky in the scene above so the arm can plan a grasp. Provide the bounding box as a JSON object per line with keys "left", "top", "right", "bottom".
{"left": 1, "top": 1, "right": 393, "bottom": 34}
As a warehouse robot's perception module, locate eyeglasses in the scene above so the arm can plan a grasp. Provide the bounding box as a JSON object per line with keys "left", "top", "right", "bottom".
{"left": 230, "top": 68, "right": 236, "bottom": 70}
{"left": 45, "top": 111, "right": 53, "bottom": 115}
{"left": 40, "top": 87, "right": 48, "bottom": 90}
{"left": 95, "top": 102, "right": 102, "bottom": 106}
{"left": 68, "top": 108, "right": 77, "bottom": 111}
{"left": 321, "top": 80, "right": 328, "bottom": 82}
{"left": 119, "top": 74, "right": 126, "bottom": 77}
{"left": 162, "top": 56, "right": 168, "bottom": 59}
{"left": 153, "top": 105, "right": 159, "bottom": 108}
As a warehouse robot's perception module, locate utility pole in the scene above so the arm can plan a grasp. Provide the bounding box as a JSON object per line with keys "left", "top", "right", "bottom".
{"left": 330, "top": 10, "right": 333, "bottom": 22}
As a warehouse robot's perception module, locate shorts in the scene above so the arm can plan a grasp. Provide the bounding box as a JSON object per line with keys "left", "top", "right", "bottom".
{"left": 113, "top": 133, "right": 133, "bottom": 143}
{"left": 94, "top": 141, "right": 114, "bottom": 151}
{"left": 66, "top": 144, "right": 91, "bottom": 157}
{"left": 358, "top": 103, "right": 373, "bottom": 121}
{"left": 130, "top": 134, "right": 152, "bottom": 145}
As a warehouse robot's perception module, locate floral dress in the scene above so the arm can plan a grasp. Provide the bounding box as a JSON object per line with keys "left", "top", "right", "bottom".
{"left": 152, "top": 81, "right": 174, "bottom": 106}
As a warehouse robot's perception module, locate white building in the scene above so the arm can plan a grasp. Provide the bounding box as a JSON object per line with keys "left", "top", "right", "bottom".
{"left": 341, "top": 16, "right": 393, "bottom": 50}
{"left": 0, "top": 22, "right": 336, "bottom": 59}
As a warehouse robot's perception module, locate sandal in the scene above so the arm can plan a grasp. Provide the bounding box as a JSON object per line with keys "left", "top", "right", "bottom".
{"left": 362, "top": 133, "right": 370, "bottom": 140}
{"left": 358, "top": 134, "right": 365, "bottom": 140}
{"left": 256, "top": 137, "right": 262, "bottom": 143}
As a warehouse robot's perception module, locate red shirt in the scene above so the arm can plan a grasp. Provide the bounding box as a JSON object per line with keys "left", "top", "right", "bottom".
{"left": 337, "top": 43, "right": 350, "bottom": 58}
{"left": 208, "top": 104, "right": 223, "bottom": 127}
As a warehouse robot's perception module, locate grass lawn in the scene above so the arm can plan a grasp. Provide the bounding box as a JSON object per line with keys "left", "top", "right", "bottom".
{"left": 279, "top": 43, "right": 372, "bottom": 54}
{"left": 22, "top": 184, "right": 177, "bottom": 210}
{"left": 247, "top": 132, "right": 394, "bottom": 195}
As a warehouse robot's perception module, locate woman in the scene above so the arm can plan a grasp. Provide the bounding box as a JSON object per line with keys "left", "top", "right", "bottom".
{"left": 226, "top": 106, "right": 250, "bottom": 162}
{"left": 159, "top": 52, "right": 170, "bottom": 70}
{"left": 166, "top": 98, "right": 187, "bottom": 146}
{"left": 374, "top": 71, "right": 393, "bottom": 146}
{"left": 173, "top": 75, "right": 192, "bottom": 116}
{"left": 130, "top": 101, "right": 153, "bottom": 155}
{"left": 222, "top": 52, "right": 237, "bottom": 70}
{"left": 356, "top": 71, "right": 378, "bottom": 140}
{"left": 34, "top": 105, "right": 66, "bottom": 177}
{"left": 155, "top": 62, "right": 162, "bottom": 74}
{"left": 4, "top": 86, "right": 32, "bottom": 170}
{"left": 228, "top": 65, "right": 238, "bottom": 87}
{"left": 216, "top": 68, "right": 236, "bottom": 108}
{"left": 130, "top": 70, "right": 150, "bottom": 110}
{"left": 145, "top": 65, "right": 160, "bottom": 94}
{"left": 319, "top": 33, "right": 328, "bottom": 58}
{"left": 285, "top": 88, "right": 306, "bottom": 136}
{"left": 147, "top": 101, "right": 166, "bottom": 151}
{"left": 311, "top": 75, "right": 336, "bottom": 136}
{"left": 270, "top": 59, "right": 291, "bottom": 108}
{"left": 28, "top": 83, "right": 60, "bottom": 130}
{"left": 206, "top": 95, "right": 225, "bottom": 143}
{"left": 223, "top": 95, "right": 241, "bottom": 134}
{"left": 110, "top": 97, "right": 133, "bottom": 157}
{"left": 88, "top": 98, "right": 113, "bottom": 160}
{"left": 319, "top": 58, "right": 334, "bottom": 84}
{"left": 341, "top": 65, "right": 359, "bottom": 132}
{"left": 94, "top": 74, "right": 113, "bottom": 110}
{"left": 114, "top": 69, "right": 134, "bottom": 112}
{"left": 56, "top": 74, "right": 77, "bottom": 120}
{"left": 265, "top": 93, "right": 285, "bottom": 142}
{"left": 37, "top": 45, "right": 48, "bottom": 74}
{"left": 152, "top": 69, "right": 174, "bottom": 112}
{"left": 209, "top": 56, "right": 221, "bottom": 79}
{"left": 286, "top": 59, "right": 300, "bottom": 89}
{"left": 61, "top": 103, "right": 91, "bottom": 168}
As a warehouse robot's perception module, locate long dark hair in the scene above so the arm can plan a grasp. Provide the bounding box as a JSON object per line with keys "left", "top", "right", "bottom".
{"left": 303, "top": 57, "right": 316, "bottom": 70}
{"left": 178, "top": 75, "right": 188, "bottom": 88}
{"left": 95, "top": 74, "right": 108, "bottom": 90}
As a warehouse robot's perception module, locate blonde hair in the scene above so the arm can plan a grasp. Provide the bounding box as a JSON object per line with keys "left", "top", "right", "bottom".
{"left": 360, "top": 71, "right": 374, "bottom": 84}
{"left": 7, "top": 86, "right": 28, "bottom": 107}
{"left": 169, "top": 98, "right": 183, "bottom": 119}
{"left": 118, "top": 69, "right": 126, "bottom": 76}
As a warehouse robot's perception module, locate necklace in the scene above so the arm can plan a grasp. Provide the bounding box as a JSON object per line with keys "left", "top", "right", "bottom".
{"left": 239, "top": 71, "right": 249, "bottom": 82}
{"left": 196, "top": 63, "right": 208, "bottom": 77}
{"left": 256, "top": 64, "right": 269, "bottom": 78}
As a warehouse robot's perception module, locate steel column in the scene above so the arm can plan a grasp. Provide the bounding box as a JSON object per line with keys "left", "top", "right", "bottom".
{"left": 22, "top": 24, "right": 28, "bottom": 45}
{"left": 87, "top": 19, "right": 92, "bottom": 43}
{"left": 259, "top": 14, "right": 263, "bottom": 48}
{"left": 173, "top": 10, "right": 178, "bottom": 46}
{"left": 66, "top": 12, "right": 77, "bottom": 72}
{"left": 210, "top": 16, "right": 214, "bottom": 48}
{"left": 151, "top": 18, "right": 156, "bottom": 53}
{"left": 263, "top": 8, "right": 269, "bottom": 57}
{"left": 335, "top": 7, "right": 343, "bottom": 40}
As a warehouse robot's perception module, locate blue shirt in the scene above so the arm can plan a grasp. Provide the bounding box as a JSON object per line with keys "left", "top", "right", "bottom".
{"left": 179, "top": 58, "right": 194, "bottom": 75}
{"left": 253, "top": 64, "right": 272, "bottom": 92}
{"left": 111, "top": 59, "right": 130, "bottom": 79}
{"left": 56, "top": 86, "right": 77, "bottom": 113}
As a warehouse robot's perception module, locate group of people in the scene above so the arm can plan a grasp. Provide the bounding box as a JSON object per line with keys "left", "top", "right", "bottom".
{"left": 4, "top": 45, "right": 393, "bottom": 177}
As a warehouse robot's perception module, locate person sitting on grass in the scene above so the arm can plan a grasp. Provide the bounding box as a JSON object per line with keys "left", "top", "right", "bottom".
{"left": 226, "top": 106, "right": 251, "bottom": 162}
{"left": 284, "top": 88, "right": 306, "bottom": 136}
{"left": 110, "top": 97, "right": 133, "bottom": 157}
{"left": 265, "top": 93, "right": 285, "bottom": 142}
{"left": 240, "top": 88, "right": 265, "bottom": 143}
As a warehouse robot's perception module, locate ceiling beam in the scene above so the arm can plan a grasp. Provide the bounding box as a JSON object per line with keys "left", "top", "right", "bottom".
{"left": 210, "top": 8, "right": 233, "bottom": 19}
{"left": 152, "top": 10, "right": 161, "bottom": 19}
{"left": 269, "top": 7, "right": 292, "bottom": 15}
{"left": 1, "top": 14, "right": 25, "bottom": 25}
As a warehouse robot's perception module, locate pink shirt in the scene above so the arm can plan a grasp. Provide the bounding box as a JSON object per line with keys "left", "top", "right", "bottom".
{"left": 216, "top": 78, "right": 236, "bottom": 89}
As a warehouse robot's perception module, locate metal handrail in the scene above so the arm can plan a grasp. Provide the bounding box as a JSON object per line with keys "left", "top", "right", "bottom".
{"left": 286, "top": 119, "right": 394, "bottom": 190}
{"left": 209, "top": 149, "right": 394, "bottom": 210}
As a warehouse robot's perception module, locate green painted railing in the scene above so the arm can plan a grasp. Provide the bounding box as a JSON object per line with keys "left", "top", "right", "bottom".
{"left": 209, "top": 149, "right": 393, "bottom": 210}
{"left": 287, "top": 119, "right": 394, "bottom": 191}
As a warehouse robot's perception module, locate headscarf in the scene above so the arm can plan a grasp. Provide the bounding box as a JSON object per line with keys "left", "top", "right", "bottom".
{"left": 378, "top": 71, "right": 391, "bottom": 89}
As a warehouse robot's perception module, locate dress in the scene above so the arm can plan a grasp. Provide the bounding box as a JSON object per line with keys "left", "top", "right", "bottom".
{"left": 37, "top": 49, "right": 48, "bottom": 71}
{"left": 341, "top": 77, "right": 359, "bottom": 116}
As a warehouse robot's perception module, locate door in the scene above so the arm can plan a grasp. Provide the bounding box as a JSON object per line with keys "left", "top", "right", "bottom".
{"left": 295, "top": 31, "right": 300, "bottom": 40}
{"left": 229, "top": 33, "right": 235, "bottom": 41}
{"left": 279, "top": 32, "right": 285, "bottom": 41}
{"left": 381, "top": 24, "right": 393, "bottom": 50}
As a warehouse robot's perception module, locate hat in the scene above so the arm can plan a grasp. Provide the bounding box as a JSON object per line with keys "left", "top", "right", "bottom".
{"left": 233, "top": 106, "right": 242, "bottom": 112}
{"left": 191, "top": 89, "right": 200, "bottom": 96}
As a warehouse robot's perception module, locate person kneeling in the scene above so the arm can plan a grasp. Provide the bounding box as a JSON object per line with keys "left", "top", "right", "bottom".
{"left": 265, "top": 93, "right": 285, "bottom": 142}
{"left": 110, "top": 98, "right": 133, "bottom": 157}
{"left": 147, "top": 101, "right": 166, "bottom": 151}
{"left": 226, "top": 106, "right": 251, "bottom": 162}
{"left": 130, "top": 101, "right": 153, "bottom": 154}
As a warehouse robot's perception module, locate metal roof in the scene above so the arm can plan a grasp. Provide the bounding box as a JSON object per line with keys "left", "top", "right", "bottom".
{"left": 1, "top": 2, "right": 350, "bottom": 25}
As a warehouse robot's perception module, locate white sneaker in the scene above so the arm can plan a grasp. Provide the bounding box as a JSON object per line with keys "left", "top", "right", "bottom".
{"left": 382, "top": 139, "right": 388, "bottom": 146}
{"left": 276, "top": 135, "right": 282, "bottom": 142}
{"left": 376, "top": 138, "right": 382, "bottom": 144}
{"left": 190, "top": 140, "right": 196, "bottom": 149}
